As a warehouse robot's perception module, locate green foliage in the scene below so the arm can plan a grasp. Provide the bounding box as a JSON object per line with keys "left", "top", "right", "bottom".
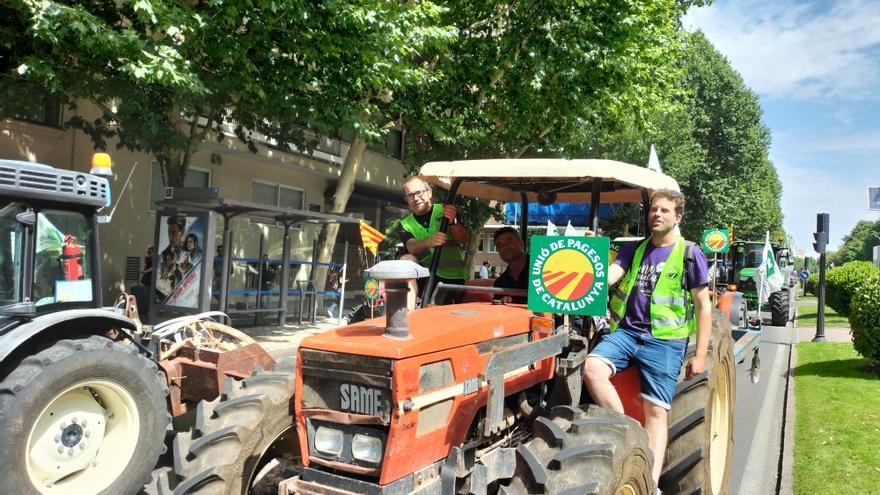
{"left": 835, "top": 219, "right": 880, "bottom": 264}
{"left": 825, "top": 261, "right": 879, "bottom": 317}
{"left": 2, "top": 1, "right": 453, "bottom": 185}
{"left": 850, "top": 272, "right": 880, "bottom": 365}
{"left": 805, "top": 273, "right": 819, "bottom": 296}
{"left": 673, "top": 31, "right": 783, "bottom": 241}
{"left": 407, "top": 0, "right": 698, "bottom": 159}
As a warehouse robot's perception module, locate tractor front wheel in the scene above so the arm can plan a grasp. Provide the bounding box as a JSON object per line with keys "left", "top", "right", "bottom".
{"left": 501, "top": 405, "right": 653, "bottom": 495}
{"left": 0, "top": 335, "right": 169, "bottom": 495}
{"left": 159, "top": 359, "right": 299, "bottom": 495}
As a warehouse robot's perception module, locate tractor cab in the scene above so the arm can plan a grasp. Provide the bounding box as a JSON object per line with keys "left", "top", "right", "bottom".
{"left": 0, "top": 157, "right": 111, "bottom": 328}
{"left": 418, "top": 158, "right": 680, "bottom": 305}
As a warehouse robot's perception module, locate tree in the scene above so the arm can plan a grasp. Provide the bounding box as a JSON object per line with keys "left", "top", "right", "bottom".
{"left": 836, "top": 219, "right": 880, "bottom": 264}
{"left": 674, "top": 31, "right": 783, "bottom": 241}
{"left": 404, "top": 0, "right": 704, "bottom": 265}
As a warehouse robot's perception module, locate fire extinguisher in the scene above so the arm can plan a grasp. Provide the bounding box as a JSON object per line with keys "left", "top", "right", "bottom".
{"left": 61, "top": 235, "right": 84, "bottom": 281}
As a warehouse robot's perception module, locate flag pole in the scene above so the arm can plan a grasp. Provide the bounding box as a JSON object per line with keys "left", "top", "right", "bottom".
{"left": 712, "top": 253, "right": 718, "bottom": 306}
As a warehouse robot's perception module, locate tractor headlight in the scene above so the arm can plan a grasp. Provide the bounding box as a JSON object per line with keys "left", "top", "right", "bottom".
{"left": 351, "top": 434, "right": 383, "bottom": 464}
{"left": 314, "top": 426, "right": 344, "bottom": 456}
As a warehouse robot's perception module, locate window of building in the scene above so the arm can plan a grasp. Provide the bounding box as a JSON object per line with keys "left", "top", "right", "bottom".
{"left": 251, "top": 181, "right": 305, "bottom": 225}
{"left": 487, "top": 234, "right": 497, "bottom": 253}
{"left": 149, "top": 163, "right": 211, "bottom": 210}
{"left": 15, "top": 95, "right": 62, "bottom": 128}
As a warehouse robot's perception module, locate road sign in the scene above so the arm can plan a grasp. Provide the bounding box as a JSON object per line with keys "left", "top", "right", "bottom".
{"left": 702, "top": 229, "right": 730, "bottom": 253}
{"left": 528, "top": 236, "right": 609, "bottom": 315}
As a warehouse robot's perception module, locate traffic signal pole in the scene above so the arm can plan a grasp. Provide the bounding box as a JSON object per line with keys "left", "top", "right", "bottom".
{"left": 812, "top": 213, "right": 829, "bottom": 342}
{"left": 813, "top": 252, "right": 827, "bottom": 342}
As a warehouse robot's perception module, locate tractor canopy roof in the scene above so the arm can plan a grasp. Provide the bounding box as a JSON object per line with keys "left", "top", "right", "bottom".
{"left": 419, "top": 158, "right": 680, "bottom": 204}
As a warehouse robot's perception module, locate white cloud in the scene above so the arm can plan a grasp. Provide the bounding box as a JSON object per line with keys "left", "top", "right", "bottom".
{"left": 685, "top": 0, "right": 880, "bottom": 100}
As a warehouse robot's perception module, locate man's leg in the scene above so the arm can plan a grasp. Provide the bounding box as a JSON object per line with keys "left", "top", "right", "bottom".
{"left": 643, "top": 400, "right": 669, "bottom": 487}
{"left": 583, "top": 329, "right": 639, "bottom": 414}
{"left": 583, "top": 357, "right": 624, "bottom": 413}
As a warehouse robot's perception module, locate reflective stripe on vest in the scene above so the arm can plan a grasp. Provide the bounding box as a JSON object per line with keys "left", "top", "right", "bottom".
{"left": 399, "top": 204, "right": 468, "bottom": 280}
{"left": 608, "top": 237, "right": 696, "bottom": 339}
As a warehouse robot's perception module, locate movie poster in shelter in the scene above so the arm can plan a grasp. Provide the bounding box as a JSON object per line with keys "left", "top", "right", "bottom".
{"left": 155, "top": 215, "right": 205, "bottom": 308}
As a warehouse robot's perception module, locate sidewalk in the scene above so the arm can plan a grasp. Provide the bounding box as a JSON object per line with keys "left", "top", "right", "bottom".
{"left": 793, "top": 325, "right": 852, "bottom": 343}
{"left": 247, "top": 315, "right": 347, "bottom": 362}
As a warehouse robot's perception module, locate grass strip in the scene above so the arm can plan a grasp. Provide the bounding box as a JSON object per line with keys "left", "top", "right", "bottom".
{"left": 794, "top": 343, "right": 880, "bottom": 494}
{"left": 796, "top": 295, "right": 850, "bottom": 328}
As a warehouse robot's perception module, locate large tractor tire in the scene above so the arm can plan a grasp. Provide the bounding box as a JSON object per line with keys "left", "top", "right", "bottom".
{"left": 661, "top": 312, "right": 735, "bottom": 495}
{"left": 501, "top": 405, "right": 654, "bottom": 495}
{"left": 769, "top": 289, "right": 790, "bottom": 327}
{"left": 159, "top": 359, "right": 298, "bottom": 495}
{"left": 0, "top": 335, "right": 169, "bottom": 495}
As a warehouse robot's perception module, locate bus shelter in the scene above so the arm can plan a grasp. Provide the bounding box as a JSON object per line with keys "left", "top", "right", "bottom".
{"left": 153, "top": 191, "right": 359, "bottom": 325}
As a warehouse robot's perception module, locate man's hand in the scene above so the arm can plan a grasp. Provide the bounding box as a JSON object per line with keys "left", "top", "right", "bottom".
{"left": 685, "top": 353, "right": 706, "bottom": 379}
{"left": 443, "top": 204, "right": 457, "bottom": 222}
{"left": 427, "top": 231, "right": 448, "bottom": 247}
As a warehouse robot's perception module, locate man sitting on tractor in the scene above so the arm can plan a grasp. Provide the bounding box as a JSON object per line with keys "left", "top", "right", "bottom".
{"left": 492, "top": 226, "right": 529, "bottom": 304}
{"left": 396, "top": 175, "right": 469, "bottom": 304}
{"left": 584, "top": 189, "right": 712, "bottom": 491}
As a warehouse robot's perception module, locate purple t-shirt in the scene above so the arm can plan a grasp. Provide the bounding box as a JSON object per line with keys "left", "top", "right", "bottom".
{"left": 613, "top": 240, "right": 709, "bottom": 339}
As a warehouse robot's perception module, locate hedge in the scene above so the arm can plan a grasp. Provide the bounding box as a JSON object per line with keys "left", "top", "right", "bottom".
{"left": 805, "top": 274, "right": 819, "bottom": 296}
{"left": 850, "top": 272, "right": 880, "bottom": 365}
{"left": 825, "top": 262, "right": 880, "bottom": 317}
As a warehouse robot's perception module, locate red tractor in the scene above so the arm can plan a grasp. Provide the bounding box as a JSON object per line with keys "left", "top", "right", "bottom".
{"left": 157, "top": 159, "right": 756, "bottom": 495}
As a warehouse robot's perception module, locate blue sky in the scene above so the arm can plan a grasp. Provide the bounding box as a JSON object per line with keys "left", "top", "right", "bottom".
{"left": 684, "top": 0, "right": 880, "bottom": 254}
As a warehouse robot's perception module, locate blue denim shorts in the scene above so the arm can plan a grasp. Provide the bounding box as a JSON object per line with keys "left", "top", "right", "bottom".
{"left": 588, "top": 327, "right": 687, "bottom": 410}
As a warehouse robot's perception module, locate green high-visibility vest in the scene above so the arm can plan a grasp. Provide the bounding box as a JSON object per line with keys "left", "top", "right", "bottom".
{"left": 609, "top": 237, "right": 696, "bottom": 339}
{"left": 400, "top": 204, "right": 468, "bottom": 280}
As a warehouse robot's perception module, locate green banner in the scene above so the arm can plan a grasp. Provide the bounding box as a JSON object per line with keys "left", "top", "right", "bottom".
{"left": 528, "top": 236, "right": 609, "bottom": 315}
{"left": 702, "top": 229, "right": 730, "bottom": 254}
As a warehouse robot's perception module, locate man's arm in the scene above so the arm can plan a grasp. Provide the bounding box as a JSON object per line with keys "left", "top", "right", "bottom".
{"left": 442, "top": 204, "right": 469, "bottom": 245}
{"left": 608, "top": 263, "right": 626, "bottom": 285}
{"left": 685, "top": 285, "right": 712, "bottom": 379}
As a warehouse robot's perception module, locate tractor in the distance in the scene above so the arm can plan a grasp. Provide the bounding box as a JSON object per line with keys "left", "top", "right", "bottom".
{"left": 727, "top": 239, "right": 795, "bottom": 326}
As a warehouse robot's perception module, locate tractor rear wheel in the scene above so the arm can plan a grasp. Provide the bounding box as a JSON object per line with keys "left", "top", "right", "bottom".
{"left": 500, "top": 405, "right": 653, "bottom": 495}
{"left": 159, "top": 359, "right": 299, "bottom": 495}
{"left": 0, "top": 335, "right": 169, "bottom": 495}
{"left": 661, "top": 312, "right": 735, "bottom": 495}
{"left": 769, "top": 289, "right": 790, "bottom": 326}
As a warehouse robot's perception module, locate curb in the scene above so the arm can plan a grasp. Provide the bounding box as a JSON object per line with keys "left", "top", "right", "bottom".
{"left": 779, "top": 325, "right": 796, "bottom": 495}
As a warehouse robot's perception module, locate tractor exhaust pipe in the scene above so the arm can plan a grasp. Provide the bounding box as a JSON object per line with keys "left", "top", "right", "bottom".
{"left": 364, "top": 260, "right": 428, "bottom": 339}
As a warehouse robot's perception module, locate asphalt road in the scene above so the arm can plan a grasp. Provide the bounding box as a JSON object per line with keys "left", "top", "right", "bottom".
{"left": 728, "top": 301, "right": 801, "bottom": 495}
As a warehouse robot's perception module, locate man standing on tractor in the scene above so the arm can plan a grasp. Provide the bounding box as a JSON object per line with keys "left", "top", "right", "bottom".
{"left": 396, "top": 176, "right": 469, "bottom": 304}
{"left": 584, "top": 189, "right": 712, "bottom": 492}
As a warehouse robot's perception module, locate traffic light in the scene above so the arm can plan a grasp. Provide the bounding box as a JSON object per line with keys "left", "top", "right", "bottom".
{"left": 813, "top": 231, "right": 827, "bottom": 253}
{"left": 813, "top": 213, "right": 830, "bottom": 253}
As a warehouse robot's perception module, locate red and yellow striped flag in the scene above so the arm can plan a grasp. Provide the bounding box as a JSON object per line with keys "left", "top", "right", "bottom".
{"left": 359, "top": 220, "right": 385, "bottom": 256}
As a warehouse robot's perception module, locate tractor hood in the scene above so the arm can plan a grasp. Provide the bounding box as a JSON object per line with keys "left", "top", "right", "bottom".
{"left": 299, "top": 303, "right": 533, "bottom": 360}
{"left": 739, "top": 268, "right": 757, "bottom": 278}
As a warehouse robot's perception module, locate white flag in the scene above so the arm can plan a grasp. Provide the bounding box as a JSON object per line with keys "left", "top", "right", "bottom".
{"left": 758, "top": 231, "right": 784, "bottom": 303}
{"left": 546, "top": 220, "right": 559, "bottom": 236}
{"left": 564, "top": 220, "right": 579, "bottom": 236}
{"left": 647, "top": 144, "right": 662, "bottom": 173}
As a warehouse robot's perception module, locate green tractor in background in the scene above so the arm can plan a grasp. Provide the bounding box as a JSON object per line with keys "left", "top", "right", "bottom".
{"left": 727, "top": 239, "right": 796, "bottom": 326}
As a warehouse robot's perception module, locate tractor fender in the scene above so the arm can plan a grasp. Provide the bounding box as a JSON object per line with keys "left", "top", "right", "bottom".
{"left": 716, "top": 291, "right": 745, "bottom": 328}
{"left": 0, "top": 309, "right": 138, "bottom": 364}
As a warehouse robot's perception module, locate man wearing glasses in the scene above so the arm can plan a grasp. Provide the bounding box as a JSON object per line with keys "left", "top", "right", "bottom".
{"left": 396, "top": 176, "right": 469, "bottom": 304}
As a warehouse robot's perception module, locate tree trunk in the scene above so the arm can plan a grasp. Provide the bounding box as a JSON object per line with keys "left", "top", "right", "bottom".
{"left": 463, "top": 229, "right": 482, "bottom": 280}
{"left": 313, "top": 133, "right": 368, "bottom": 297}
